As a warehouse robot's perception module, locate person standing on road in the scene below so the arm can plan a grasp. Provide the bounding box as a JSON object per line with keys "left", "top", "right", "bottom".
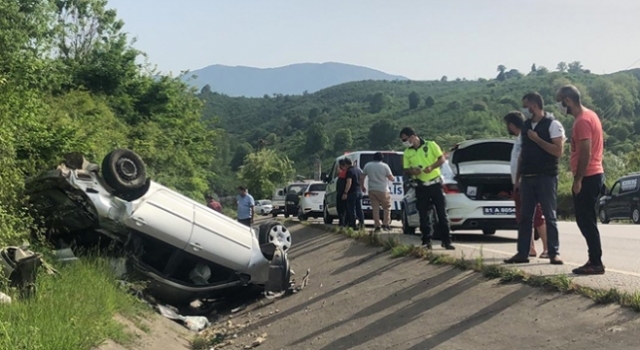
{"left": 504, "top": 111, "right": 549, "bottom": 258}
{"left": 336, "top": 159, "right": 348, "bottom": 227}
{"left": 342, "top": 158, "right": 364, "bottom": 230}
{"left": 556, "top": 85, "right": 606, "bottom": 275}
{"left": 236, "top": 186, "right": 255, "bottom": 227}
{"left": 400, "top": 127, "right": 454, "bottom": 250}
{"left": 504, "top": 92, "right": 564, "bottom": 265}
{"left": 360, "top": 152, "right": 395, "bottom": 232}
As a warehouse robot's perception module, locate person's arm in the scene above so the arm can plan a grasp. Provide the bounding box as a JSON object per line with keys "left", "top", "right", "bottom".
{"left": 424, "top": 142, "right": 445, "bottom": 173}
{"left": 515, "top": 152, "right": 523, "bottom": 186}
{"left": 528, "top": 120, "right": 565, "bottom": 158}
{"left": 386, "top": 164, "right": 395, "bottom": 182}
{"left": 249, "top": 197, "right": 255, "bottom": 223}
{"left": 573, "top": 119, "right": 592, "bottom": 182}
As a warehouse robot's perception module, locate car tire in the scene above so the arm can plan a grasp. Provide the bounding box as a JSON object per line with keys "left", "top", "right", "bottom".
{"left": 101, "top": 149, "right": 147, "bottom": 193}
{"left": 599, "top": 208, "right": 610, "bottom": 224}
{"left": 298, "top": 208, "right": 307, "bottom": 221}
{"left": 632, "top": 208, "right": 640, "bottom": 225}
{"left": 323, "top": 202, "right": 333, "bottom": 224}
{"left": 482, "top": 228, "right": 496, "bottom": 235}
{"left": 258, "top": 221, "right": 292, "bottom": 254}
{"left": 272, "top": 212, "right": 277, "bottom": 218}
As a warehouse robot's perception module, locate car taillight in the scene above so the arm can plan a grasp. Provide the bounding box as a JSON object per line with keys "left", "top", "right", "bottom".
{"left": 443, "top": 184, "right": 460, "bottom": 194}
{"left": 304, "top": 192, "right": 319, "bottom": 197}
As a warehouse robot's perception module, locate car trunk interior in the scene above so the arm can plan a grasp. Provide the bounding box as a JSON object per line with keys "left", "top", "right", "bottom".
{"left": 450, "top": 141, "right": 514, "bottom": 201}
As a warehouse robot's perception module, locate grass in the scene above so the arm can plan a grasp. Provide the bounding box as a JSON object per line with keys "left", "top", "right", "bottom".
{"left": 315, "top": 223, "right": 640, "bottom": 313}
{"left": 0, "top": 256, "right": 150, "bottom": 350}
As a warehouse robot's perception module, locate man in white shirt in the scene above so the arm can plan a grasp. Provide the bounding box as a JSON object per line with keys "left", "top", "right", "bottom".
{"left": 504, "top": 111, "right": 548, "bottom": 258}
{"left": 360, "top": 152, "right": 395, "bottom": 232}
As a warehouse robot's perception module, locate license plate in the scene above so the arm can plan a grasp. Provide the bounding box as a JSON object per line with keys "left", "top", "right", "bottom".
{"left": 483, "top": 207, "right": 515, "bottom": 215}
{"left": 362, "top": 199, "right": 370, "bottom": 206}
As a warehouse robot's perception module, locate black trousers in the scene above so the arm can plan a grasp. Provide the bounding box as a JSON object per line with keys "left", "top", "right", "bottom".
{"left": 237, "top": 218, "right": 251, "bottom": 227}
{"left": 416, "top": 183, "right": 451, "bottom": 244}
{"left": 337, "top": 198, "right": 346, "bottom": 226}
{"left": 573, "top": 174, "right": 605, "bottom": 265}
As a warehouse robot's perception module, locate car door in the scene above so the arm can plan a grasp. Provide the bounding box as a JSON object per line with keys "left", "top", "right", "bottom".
{"left": 325, "top": 160, "right": 339, "bottom": 215}
{"left": 619, "top": 177, "right": 639, "bottom": 218}
{"left": 126, "top": 189, "right": 195, "bottom": 250}
{"left": 607, "top": 181, "right": 623, "bottom": 218}
{"left": 187, "top": 203, "right": 254, "bottom": 272}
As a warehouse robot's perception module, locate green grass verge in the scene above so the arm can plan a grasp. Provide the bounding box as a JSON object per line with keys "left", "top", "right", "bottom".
{"left": 315, "top": 224, "right": 640, "bottom": 312}
{"left": 0, "top": 257, "right": 149, "bottom": 350}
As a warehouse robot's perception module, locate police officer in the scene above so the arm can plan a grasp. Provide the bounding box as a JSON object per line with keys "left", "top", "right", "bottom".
{"left": 400, "top": 127, "right": 455, "bottom": 250}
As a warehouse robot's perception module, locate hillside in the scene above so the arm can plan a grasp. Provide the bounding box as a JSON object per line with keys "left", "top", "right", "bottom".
{"left": 184, "top": 62, "right": 408, "bottom": 97}
{"left": 200, "top": 67, "right": 640, "bottom": 205}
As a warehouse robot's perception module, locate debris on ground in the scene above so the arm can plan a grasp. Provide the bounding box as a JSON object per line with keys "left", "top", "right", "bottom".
{"left": 0, "top": 292, "right": 11, "bottom": 304}
{"left": 157, "top": 304, "right": 211, "bottom": 332}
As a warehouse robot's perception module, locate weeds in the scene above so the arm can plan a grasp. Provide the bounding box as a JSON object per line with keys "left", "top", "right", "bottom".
{"left": 0, "top": 257, "right": 149, "bottom": 350}
{"left": 318, "top": 224, "right": 640, "bottom": 313}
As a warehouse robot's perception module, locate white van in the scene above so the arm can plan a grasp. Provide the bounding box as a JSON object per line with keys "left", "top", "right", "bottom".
{"left": 321, "top": 151, "right": 405, "bottom": 224}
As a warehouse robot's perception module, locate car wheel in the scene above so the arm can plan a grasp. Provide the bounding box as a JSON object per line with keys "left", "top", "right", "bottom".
{"left": 323, "top": 202, "right": 333, "bottom": 224}
{"left": 272, "top": 212, "right": 277, "bottom": 218}
{"left": 261, "top": 209, "right": 265, "bottom": 215}
{"left": 101, "top": 149, "right": 147, "bottom": 193}
{"left": 482, "top": 228, "right": 496, "bottom": 235}
{"left": 259, "top": 221, "right": 292, "bottom": 252}
{"left": 632, "top": 208, "right": 640, "bottom": 225}
{"left": 599, "top": 208, "right": 610, "bottom": 224}
{"left": 298, "top": 208, "right": 307, "bottom": 221}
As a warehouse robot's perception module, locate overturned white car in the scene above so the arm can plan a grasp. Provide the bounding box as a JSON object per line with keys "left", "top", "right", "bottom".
{"left": 26, "top": 149, "right": 292, "bottom": 306}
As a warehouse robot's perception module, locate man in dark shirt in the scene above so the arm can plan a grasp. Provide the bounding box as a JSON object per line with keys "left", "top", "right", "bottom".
{"left": 336, "top": 159, "right": 348, "bottom": 227}
{"left": 342, "top": 158, "right": 364, "bottom": 230}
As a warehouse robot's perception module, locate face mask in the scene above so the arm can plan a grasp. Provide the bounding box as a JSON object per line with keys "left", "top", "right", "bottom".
{"left": 520, "top": 107, "right": 533, "bottom": 119}
{"left": 402, "top": 141, "right": 412, "bottom": 148}
{"left": 556, "top": 101, "right": 568, "bottom": 115}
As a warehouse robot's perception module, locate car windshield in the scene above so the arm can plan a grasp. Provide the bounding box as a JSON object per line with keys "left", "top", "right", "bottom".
{"left": 359, "top": 153, "right": 403, "bottom": 176}
{"left": 287, "top": 184, "right": 307, "bottom": 194}
{"left": 308, "top": 184, "right": 326, "bottom": 192}
{"left": 261, "top": 200, "right": 271, "bottom": 205}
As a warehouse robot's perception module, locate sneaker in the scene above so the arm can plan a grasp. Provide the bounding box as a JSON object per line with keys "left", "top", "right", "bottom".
{"left": 373, "top": 227, "right": 381, "bottom": 233}
{"left": 421, "top": 242, "right": 433, "bottom": 250}
{"left": 572, "top": 261, "right": 605, "bottom": 275}
{"left": 383, "top": 225, "right": 392, "bottom": 231}
{"left": 503, "top": 254, "right": 530, "bottom": 264}
{"left": 441, "top": 243, "right": 455, "bottom": 250}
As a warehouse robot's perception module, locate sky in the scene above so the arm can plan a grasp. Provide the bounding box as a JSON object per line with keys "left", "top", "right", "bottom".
{"left": 106, "top": 0, "right": 640, "bottom": 81}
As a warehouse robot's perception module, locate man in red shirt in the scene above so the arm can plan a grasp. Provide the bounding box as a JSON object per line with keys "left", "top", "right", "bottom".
{"left": 556, "top": 85, "right": 605, "bottom": 275}
{"left": 205, "top": 194, "right": 223, "bottom": 213}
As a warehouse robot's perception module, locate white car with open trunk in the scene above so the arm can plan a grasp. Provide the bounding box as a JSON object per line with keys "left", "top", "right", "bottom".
{"left": 403, "top": 139, "right": 517, "bottom": 237}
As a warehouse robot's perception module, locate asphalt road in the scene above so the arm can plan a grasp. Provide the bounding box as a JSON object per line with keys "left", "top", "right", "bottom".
{"left": 297, "top": 217, "right": 640, "bottom": 293}
{"left": 221, "top": 223, "right": 640, "bottom": 350}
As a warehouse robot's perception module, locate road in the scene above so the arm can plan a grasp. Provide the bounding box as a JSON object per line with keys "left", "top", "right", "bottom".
{"left": 221, "top": 223, "right": 640, "bottom": 350}
{"left": 295, "top": 218, "right": 640, "bottom": 293}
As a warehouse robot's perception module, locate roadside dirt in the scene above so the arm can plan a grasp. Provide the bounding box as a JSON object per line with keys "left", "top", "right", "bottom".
{"left": 97, "top": 313, "right": 191, "bottom": 350}
{"left": 211, "top": 223, "right": 640, "bottom": 350}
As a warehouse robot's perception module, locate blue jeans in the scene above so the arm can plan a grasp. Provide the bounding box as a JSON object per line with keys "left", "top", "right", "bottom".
{"left": 518, "top": 175, "right": 560, "bottom": 257}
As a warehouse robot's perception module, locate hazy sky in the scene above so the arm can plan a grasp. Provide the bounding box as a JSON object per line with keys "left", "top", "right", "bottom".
{"left": 107, "top": 0, "right": 640, "bottom": 80}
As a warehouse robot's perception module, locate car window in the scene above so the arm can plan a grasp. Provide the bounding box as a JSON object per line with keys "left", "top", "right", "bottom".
{"left": 610, "top": 182, "right": 621, "bottom": 196}
{"left": 309, "top": 184, "right": 326, "bottom": 192}
{"left": 451, "top": 141, "right": 513, "bottom": 164}
{"left": 287, "top": 184, "right": 307, "bottom": 194}
{"left": 331, "top": 161, "right": 339, "bottom": 178}
{"left": 620, "top": 178, "right": 638, "bottom": 193}
{"left": 359, "top": 153, "right": 403, "bottom": 176}
{"left": 262, "top": 200, "right": 271, "bottom": 205}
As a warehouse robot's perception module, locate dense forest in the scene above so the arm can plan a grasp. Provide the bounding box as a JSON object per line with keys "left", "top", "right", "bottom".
{"left": 0, "top": 0, "right": 241, "bottom": 244}
{"left": 199, "top": 64, "right": 640, "bottom": 215}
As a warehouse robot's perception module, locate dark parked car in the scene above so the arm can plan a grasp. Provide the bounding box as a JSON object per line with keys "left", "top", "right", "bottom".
{"left": 284, "top": 183, "right": 309, "bottom": 218}
{"left": 598, "top": 173, "right": 640, "bottom": 224}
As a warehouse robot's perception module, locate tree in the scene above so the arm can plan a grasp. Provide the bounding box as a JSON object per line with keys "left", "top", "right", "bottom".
{"left": 472, "top": 101, "right": 488, "bottom": 111}
{"left": 497, "top": 65, "right": 507, "bottom": 74}
{"left": 557, "top": 62, "right": 568, "bottom": 72}
{"left": 424, "top": 95, "right": 435, "bottom": 108}
{"left": 408, "top": 91, "right": 420, "bottom": 109}
{"left": 447, "top": 100, "right": 461, "bottom": 110}
{"left": 530, "top": 63, "right": 537, "bottom": 74}
{"left": 496, "top": 64, "right": 507, "bottom": 81}
{"left": 568, "top": 61, "right": 584, "bottom": 74}
{"left": 440, "top": 75, "right": 448, "bottom": 82}
{"left": 333, "top": 129, "right": 353, "bottom": 153}
{"left": 305, "top": 122, "right": 329, "bottom": 156}
{"left": 308, "top": 107, "right": 320, "bottom": 119}
{"left": 230, "top": 143, "right": 253, "bottom": 171}
{"left": 369, "top": 92, "right": 386, "bottom": 113}
{"left": 368, "top": 119, "right": 398, "bottom": 149}
{"left": 536, "top": 66, "right": 549, "bottom": 76}
{"left": 504, "top": 69, "right": 524, "bottom": 79}
{"left": 238, "top": 149, "right": 295, "bottom": 199}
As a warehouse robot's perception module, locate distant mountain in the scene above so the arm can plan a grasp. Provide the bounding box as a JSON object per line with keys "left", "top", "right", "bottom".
{"left": 183, "top": 62, "right": 409, "bottom": 97}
